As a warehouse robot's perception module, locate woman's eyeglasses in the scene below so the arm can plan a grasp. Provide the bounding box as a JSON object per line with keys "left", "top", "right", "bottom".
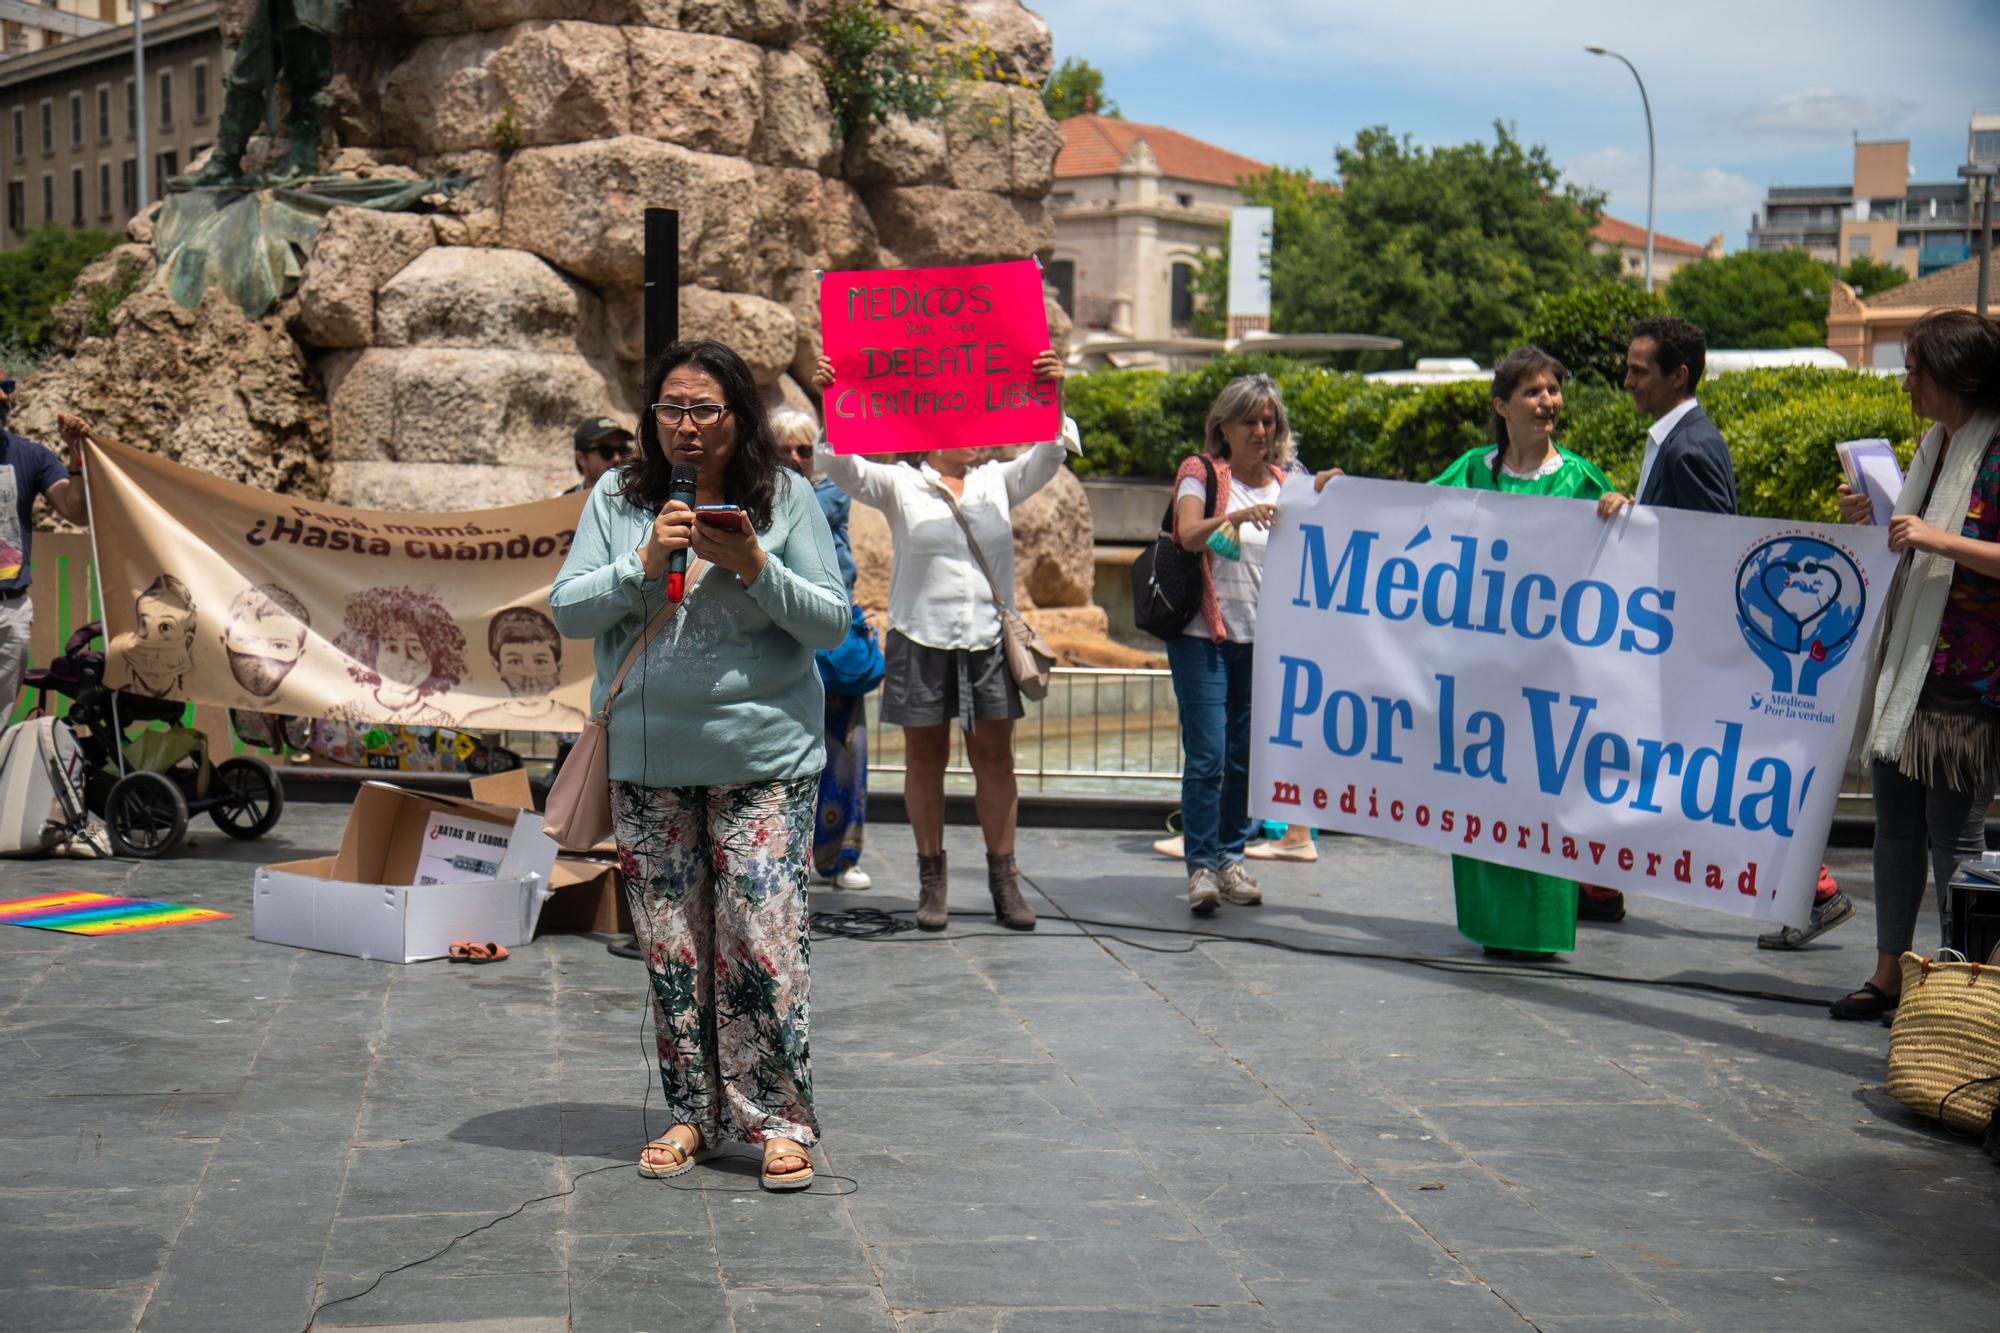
{"left": 651, "top": 402, "right": 730, "bottom": 427}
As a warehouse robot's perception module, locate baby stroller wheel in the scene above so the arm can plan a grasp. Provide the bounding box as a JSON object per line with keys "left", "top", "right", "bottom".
{"left": 210, "top": 756, "right": 284, "bottom": 839}
{"left": 106, "top": 771, "right": 189, "bottom": 859}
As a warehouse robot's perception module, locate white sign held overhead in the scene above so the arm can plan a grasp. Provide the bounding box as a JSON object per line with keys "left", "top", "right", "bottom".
{"left": 1227, "top": 206, "right": 1274, "bottom": 321}
{"left": 1250, "top": 477, "right": 1898, "bottom": 928}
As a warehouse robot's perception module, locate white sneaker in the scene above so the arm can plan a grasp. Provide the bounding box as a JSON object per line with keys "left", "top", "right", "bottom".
{"left": 1188, "top": 868, "right": 1221, "bottom": 914}
{"left": 829, "top": 865, "right": 872, "bottom": 891}
{"left": 1218, "top": 861, "right": 1263, "bottom": 905}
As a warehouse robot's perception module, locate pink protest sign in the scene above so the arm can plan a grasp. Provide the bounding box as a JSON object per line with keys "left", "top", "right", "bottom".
{"left": 820, "top": 259, "right": 1059, "bottom": 455}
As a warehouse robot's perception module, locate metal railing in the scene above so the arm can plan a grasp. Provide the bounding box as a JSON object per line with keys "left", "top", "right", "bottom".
{"left": 866, "top": 666, "right": 1183, "bottom": 794}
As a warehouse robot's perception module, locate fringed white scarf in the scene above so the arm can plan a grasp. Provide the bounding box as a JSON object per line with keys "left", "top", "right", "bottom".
{"left": 1859, "top": 408, "right": 2000, "bottom": 763}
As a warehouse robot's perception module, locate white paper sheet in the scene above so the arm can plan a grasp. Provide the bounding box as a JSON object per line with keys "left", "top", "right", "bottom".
{"left": 413, "top": 810, "right": 510, "bottom": 886}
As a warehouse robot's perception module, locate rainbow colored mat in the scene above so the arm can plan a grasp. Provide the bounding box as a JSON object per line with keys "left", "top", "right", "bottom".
{"left": 0, "top": 892, "right": 231, "bottom": 935}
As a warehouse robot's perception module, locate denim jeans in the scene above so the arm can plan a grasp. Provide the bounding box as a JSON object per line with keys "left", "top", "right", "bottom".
{"left": 1870, "top": 760, "right": 1988, "bottom": 954}
{"left": 1167, "top": 635, "right": 1255, "bottom": 872}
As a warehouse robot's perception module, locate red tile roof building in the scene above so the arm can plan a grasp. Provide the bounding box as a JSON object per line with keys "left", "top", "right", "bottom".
{"left": 1588, "top": 215, "right": 1722, "bottom": 291}
{"left": 1048, "top": 115, "right": 1270, "bottom": 340}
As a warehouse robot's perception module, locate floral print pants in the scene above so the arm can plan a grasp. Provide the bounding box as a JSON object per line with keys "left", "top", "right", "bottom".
{"left": 612, "top": 775, "right": 819, "bottom": 1150}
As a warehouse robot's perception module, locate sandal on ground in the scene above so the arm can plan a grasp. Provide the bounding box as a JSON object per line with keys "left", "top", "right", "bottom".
{"left": 760, "top": 1137, "right": 814, "bottom": 1192}
{"left": 447, "top": 940, "right": 509, "bottom": 964}
{"left": 1829, "top": 981, "right": 1898, "bottom": 1022}
{"left": 639, "top": 1124, "right": 703, "bottom": 1179}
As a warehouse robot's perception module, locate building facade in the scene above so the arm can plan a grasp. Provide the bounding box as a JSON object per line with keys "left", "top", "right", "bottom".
{"left": 1749, "top": 113, "right": 1998, "bottom": 277}
{"left": 1, "top": 2, "right": 171, "bottom": 60}
{"left": 1826, "top": 256, "right": 1990, "bottom": 369}
{"left": 1048, "top": 114, "right": 1268, "bottom": 341}
{"left": 1588, "top": 214, "right": 1720, "bottom": 291}
{"left": 0, "top": 0, "right": 218, "bottom": 249}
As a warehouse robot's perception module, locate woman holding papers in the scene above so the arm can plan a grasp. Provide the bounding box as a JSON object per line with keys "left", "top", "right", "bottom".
{"left": 1167, "top": 374, "right": 1308, "bottom": 914}
{"left": 1431, "top": 347, "right": 1614, "bottom": 956}
{"left": 1834, "top": 309, "right": 2000, "bottom": 1021}
{"left": 552, "top": 341, "right": 849, "bottom": 1190}
{"left": 812, "top": 351, "right": 1076, "bottom": 933}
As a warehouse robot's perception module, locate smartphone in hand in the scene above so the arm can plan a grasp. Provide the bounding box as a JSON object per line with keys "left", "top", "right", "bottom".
{"left": 694, "top": 505, "right": 747, "bottom": 531}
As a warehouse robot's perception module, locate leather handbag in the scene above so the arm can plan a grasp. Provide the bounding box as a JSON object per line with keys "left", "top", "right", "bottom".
{"left": 1131, "top": 456, "right": 1217, "bottom": 640}
{"left": 928, "top": 480, "right": 1056, "bottom": 700}
{"left": 542, "top": 562, "right": 700, "bottom": 852}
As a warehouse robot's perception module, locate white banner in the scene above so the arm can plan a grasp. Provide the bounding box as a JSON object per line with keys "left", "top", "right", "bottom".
{"left": 1227, "top": 206, "right": 1273, "bottom": 319}
{"left": 1250, "top": 476, "right": 1899, "bottom": 927}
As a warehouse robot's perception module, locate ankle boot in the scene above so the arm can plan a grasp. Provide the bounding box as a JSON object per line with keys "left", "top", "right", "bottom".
{"left": 986, "top": 852, "right": 1036, "bottom": 931}
{"left": 916, "top": 851, "right": 949, "bottom": 931}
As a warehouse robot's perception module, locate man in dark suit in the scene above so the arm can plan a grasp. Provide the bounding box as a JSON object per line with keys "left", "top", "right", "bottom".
{"left": 1596, "top": 317, "right": 1852, "bottom": 947}
{"left": 1627, "top": 315, "right": 1737, "bottom": 513}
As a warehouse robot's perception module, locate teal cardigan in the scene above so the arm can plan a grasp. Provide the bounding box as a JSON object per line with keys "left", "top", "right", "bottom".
{"left": 550, "top": 467, "right": 849, "bottom": 788}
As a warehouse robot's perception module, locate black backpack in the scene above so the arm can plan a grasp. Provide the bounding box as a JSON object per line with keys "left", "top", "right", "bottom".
{"left": 1130, "top": 457, "right": 1217, "bottom": 640}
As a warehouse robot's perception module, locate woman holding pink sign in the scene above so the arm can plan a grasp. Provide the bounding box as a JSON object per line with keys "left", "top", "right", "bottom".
{"left": 812, "top": 350, "right": 1077, "bottom": 934}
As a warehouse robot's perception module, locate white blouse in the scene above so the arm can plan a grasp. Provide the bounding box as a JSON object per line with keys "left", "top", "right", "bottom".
{"left": 816, "top": 418, "right": 1082, "bottom": 651}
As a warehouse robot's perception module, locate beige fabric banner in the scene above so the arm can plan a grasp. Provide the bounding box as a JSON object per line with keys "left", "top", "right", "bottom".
{"left": 85, "top": 437, "right": 592, "bottom": 733}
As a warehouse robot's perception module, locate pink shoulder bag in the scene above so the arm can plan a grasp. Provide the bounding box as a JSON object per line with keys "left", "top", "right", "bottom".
{"left": 542, "top": 561, "right": 701, "bottom": 851}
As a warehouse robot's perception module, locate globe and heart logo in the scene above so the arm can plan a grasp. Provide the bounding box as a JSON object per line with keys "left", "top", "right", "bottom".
{"left": 1735, "top": 537, "right": 1867, "bottom": 699}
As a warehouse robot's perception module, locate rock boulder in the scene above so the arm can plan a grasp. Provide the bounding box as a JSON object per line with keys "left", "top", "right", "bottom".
{"left": 377, "top": 246, "right": 599, "bottom": 352}
{"left": 867, "top": 186, "right": 1053, "bottom": 268}
{"left": 626, "top": 28, "right": 764, "bottom": 158}
{"left": 16, "top": 286, "right": 326, "bottom": 496}
{"left": 676, "top": 286, "right": 798, "bottom": 385}
{"left": 295, "top": 208, "right": 437, "bottom": 349}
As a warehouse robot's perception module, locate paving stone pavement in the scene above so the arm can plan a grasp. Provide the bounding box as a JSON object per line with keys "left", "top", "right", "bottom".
{"left": 1, "top": 802, "right": 1996, "bottom": 1331}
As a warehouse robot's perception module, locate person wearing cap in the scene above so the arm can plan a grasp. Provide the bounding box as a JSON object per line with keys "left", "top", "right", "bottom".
{"left": 570, "top": 416, "right": 635, "bottom": 495}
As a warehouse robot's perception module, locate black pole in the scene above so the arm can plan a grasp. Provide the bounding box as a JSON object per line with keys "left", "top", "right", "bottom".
{"left": 643, "top": 208, "right": 680, "bottom": 372}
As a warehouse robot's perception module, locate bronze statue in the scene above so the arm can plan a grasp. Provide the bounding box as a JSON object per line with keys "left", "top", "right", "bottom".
{"left": 180, "top": 0, "right": 350, "bottom": 188}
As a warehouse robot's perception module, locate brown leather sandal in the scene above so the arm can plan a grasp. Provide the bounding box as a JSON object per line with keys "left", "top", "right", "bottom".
{"left": 639, "top": 1124, "right": 702, "bottom": 1179}
{"left": 760, "top": 1137, "right": 814, "bottom": 1191}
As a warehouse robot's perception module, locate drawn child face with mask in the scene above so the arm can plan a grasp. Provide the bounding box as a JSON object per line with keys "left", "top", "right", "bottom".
{"left": 222, "top": 583, "right": 311, "bottom": 699}
{"left": 117, "top": 574, "right": 198, "bottom": 697}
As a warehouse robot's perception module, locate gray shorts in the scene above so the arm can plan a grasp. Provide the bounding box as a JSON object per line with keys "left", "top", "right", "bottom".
{"left": 879, "top": 630, "right": 1021, "bottom": 731}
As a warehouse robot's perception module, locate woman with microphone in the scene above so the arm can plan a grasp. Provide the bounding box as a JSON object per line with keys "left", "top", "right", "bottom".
{"left": 552, "top": 340, "right": 848, "bottom": 1191}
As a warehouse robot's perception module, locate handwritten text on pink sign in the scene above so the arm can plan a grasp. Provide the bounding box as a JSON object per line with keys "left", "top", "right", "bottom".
{"left": 820, "top": 259, "right": 1057, "bottom": 455}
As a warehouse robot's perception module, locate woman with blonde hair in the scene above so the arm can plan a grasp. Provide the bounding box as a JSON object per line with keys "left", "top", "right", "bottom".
{"left": 1167, "top": 373, "right": 1304, "bottom": 912}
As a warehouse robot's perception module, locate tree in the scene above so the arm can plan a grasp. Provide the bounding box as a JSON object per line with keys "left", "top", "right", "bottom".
{"left": 1664, "top": 248, "right": 1832, "bottom": 349}
{"left": 1839, "top": 252, "right": 1910, "bottom": 300}
{"left": 1190, "top": 123, "right": 1617, "bottom": 364}
{"left": 1522, "top": 278, "right": 1667, "bottom": 385}
{"left": 1041, "top": 57, "right": 1118, "bottom": 121}
{"left": 0, "top": 226, "right": 120, "bottom": 353}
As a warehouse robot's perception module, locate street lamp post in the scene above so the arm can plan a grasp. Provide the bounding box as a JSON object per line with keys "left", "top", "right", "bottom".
{"left": 1586, "top": 45, "right": 1655, "bottom": 291}
{"left": 134, "top": 2, "right": 148, "bottom": 212}
{"left": 1959, "top": 164, "right": 1995, "bottom": 318}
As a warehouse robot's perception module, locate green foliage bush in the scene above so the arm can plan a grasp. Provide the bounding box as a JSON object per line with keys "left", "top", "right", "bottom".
{"left": 1066, "top": 362, "right": 1917, "bottom": 523}
{"left": 1665, "top": 249, "right": 1833, "bottom": 349}
{"left": 0, "top": 226, "right": 120, "bottom": 352}
{"left": 1521, "top": 279, "right": 1667, "bottom": 386}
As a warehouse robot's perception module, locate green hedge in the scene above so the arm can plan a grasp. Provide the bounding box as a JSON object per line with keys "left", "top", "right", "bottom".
{"left": 1066, "top": 362, "right": 1917, "bottom": 522}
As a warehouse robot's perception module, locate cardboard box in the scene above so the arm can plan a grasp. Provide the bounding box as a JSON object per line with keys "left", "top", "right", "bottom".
{"left": 463, "top": 772, "right": 628, "bottom": 936}
{"left": 539, "top": 854, "right": 630, "bottom": 935}
{"left": 253, "top": 779, "right": 557, "bottom": 963}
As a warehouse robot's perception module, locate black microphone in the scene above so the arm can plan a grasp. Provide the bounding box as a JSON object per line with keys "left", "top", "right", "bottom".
{"left": 665, "top": 463, "right": 698, "bottom": 603}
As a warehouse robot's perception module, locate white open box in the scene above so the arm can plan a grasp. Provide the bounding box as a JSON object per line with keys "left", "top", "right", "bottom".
{"left": 253, "top": 779, "right": 556, "bottom": 963}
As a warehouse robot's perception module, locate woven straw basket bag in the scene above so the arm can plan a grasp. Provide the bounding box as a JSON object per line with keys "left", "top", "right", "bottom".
{"left": 1886, "top": 947, "right": 2000, "bottom": 1133}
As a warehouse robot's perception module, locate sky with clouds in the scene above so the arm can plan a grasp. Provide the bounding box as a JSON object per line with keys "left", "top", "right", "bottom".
{"left": 1028, "top": 0, "right": 2000, "bottom": 253}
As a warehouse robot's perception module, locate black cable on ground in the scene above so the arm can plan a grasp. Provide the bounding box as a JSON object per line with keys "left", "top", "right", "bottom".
{"left": 809, "top": 898, "right": 1837, "bottom": 1010}
{"left": 302, "top": 969, "right": 856, "bottom": 1331}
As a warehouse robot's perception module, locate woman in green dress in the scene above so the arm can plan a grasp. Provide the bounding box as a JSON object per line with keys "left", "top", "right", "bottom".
{"left": 1430, "top": 346, "right": 1613, "bottom": 956}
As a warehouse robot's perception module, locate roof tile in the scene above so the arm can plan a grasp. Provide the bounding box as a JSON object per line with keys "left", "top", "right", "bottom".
{"left": 1055, "top": 114, "right": 1269, "bottom": 189}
